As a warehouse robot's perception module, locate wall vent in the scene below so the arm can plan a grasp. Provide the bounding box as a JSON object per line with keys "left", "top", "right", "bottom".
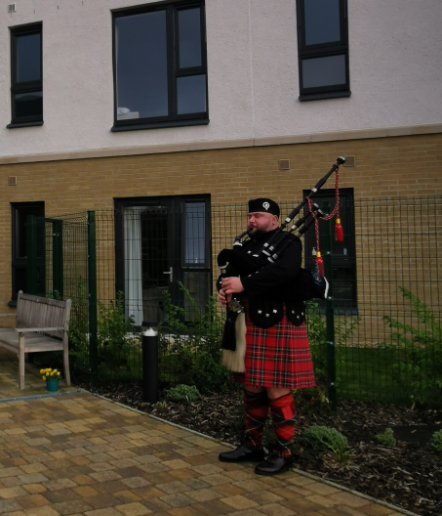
{"left": 8, "top": 4, "right": 16, "bottom": 13}
{"left": 8, "top": 176, "right": 17, "bottom": 186}
{"left": 278, "top": 159, "right": 290, "bottom": 170}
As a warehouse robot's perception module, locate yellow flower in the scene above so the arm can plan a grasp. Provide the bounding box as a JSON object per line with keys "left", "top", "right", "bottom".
{"left": 41, "top": 367, "right": 61, "bottom": 380}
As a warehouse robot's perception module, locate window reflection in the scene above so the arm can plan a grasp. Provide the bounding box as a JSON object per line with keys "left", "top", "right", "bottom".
{"left": 178, "top": 7, "right": 202, "bottom": 69}
{"left": 115, "top": 12, "right": 168, "bottom": 119}
{"left": 177, "top": 75, "right": 206, "bottom": 115}
{"left": 302, "top": 54, "right": 346, "bottom": 88}
{"left": 16, "top": 33, "right": 41, "bottom": 82}
{"left": 304, "top": 0, "right": 340, "bottom": 46}
{"left": 185, "top": 202, "right": 205, "bottom": 265}
{"left": 14, "top": 92, "right": 42, "bottom": 118}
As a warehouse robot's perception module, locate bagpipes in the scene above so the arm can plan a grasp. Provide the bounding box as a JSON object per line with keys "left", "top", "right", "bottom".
{"left": 218, "top": 157, "right": 346, "bottom": 358}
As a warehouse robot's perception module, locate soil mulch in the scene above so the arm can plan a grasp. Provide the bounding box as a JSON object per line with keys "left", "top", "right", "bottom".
{"left": 84, "top": 381, "right": 442, "bottom": 516}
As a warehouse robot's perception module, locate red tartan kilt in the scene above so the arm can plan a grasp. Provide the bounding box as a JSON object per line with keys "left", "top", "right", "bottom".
{"left": 231, "top": 309, "right": 316, "bottom": 389}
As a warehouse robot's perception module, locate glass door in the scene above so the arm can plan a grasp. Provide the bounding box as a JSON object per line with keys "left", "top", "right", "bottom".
{"left": 115, "top": 195, "right": 211, "bottom": 328}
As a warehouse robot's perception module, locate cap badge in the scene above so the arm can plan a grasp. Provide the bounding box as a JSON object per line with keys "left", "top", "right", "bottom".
{"left": 262, "top": 202, "right": 270, "bottom": 211}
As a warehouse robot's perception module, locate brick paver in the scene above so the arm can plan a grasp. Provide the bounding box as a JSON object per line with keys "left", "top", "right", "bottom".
{"left": 0, "top": 350, "right": 415, "bottom": 516}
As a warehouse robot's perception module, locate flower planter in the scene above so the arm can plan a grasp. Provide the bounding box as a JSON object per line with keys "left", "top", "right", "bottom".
{"left": 46, "top": 377, "right": 59, "bottom": 392}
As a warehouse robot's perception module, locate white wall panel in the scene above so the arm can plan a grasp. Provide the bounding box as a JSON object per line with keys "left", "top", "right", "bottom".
{"left": 0, "top": 0, "right": 441, "bottom": 158}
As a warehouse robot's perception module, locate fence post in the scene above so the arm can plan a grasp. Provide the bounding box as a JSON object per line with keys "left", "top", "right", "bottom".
{"left": 322, "top": 205, "right": 337, "bottom": 412}
{"left": 142, "top": 326, "right": 159, "bottom": 403}
{"left": 87, "top": 211, "right": 98, "bottom": 392}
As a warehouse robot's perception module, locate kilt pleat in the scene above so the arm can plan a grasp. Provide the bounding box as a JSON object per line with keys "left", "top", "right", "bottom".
{"left": 231, "top": 309, "right": 316, "bottom": 389}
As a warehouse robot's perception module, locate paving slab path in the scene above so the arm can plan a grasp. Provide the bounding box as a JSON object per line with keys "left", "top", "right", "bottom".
{"left": 0, "top": 350, "right": 415, "bottom": 516}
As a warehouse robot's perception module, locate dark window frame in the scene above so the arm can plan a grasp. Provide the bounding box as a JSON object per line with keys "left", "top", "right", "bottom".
{"left": 296, "top": 0, "right": 350, "bottom": 102}
{"left": 111, "top": 0, "right": 209, "bottom": 132}
{"left": 9, "top": 202, "right": 45, "bottom": 307}
{"left": 8, "top": 22, "right": 44, "bottom": 128}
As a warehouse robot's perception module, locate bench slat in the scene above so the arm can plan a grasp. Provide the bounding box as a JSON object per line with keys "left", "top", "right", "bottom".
{"left": 16, "top": 327, "right": 65, "bottom": 333}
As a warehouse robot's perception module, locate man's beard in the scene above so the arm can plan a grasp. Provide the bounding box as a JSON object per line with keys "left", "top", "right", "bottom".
{"left": 247, "top": 228, "right": 268, "bottom": 240}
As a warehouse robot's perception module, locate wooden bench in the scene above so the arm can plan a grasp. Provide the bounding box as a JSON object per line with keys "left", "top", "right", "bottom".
{"left": 0, "top": 291, "right": 72, "bottom": 390}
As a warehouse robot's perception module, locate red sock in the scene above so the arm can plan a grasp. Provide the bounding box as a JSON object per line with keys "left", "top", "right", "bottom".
{"left": 269, "top": 393, "right": 296, "bottom": 457}
{"left": 243, "top": 389, "right": 269, "bottom": 449}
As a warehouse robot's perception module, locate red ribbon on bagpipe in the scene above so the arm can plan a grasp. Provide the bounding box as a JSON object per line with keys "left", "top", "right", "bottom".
{"left": 307, "top": 161, "right": 344, "bottom": 279}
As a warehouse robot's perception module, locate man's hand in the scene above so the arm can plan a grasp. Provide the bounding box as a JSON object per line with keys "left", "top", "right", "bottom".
{"left": 218, "top": 277, "right": 244, "bottom": 307}
{"left": 218, "top": 289, "right": 230, "bottom": 308}
{"left": 221, "top": 277, "right": 244, "bottom": 296}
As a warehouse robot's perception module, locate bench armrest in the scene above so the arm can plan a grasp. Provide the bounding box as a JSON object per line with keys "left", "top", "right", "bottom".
{"left": 15, "top": 327, "right": 66, "bottom": 333}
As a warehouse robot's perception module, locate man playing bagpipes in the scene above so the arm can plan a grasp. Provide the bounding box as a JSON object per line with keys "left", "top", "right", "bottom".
{"left": 217, "top": 197, "right": 316, "bottom": 476}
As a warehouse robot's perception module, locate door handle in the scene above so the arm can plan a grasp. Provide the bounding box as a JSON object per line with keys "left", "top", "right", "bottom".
{"left": 163, "top": 266, "right": 173, "bottom": 283}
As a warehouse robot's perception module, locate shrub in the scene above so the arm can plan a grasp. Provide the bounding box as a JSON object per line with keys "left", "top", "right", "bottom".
{"left": 382, "top": 287, "right": 442, "bottom": 407}
{"left": 193, "top": 351, "right": 231, "bottom": 393}
{"left": 306, "top": 301, "right": 360, "bottom": 380}
{"left": 96, "top": 291, "right": 137, "bottom": 372}
{"left": 67, "top": 284, "right": 138, "bottom": 378}
{"left": 294, "top": 383, "right": 330, "bottom": 415}
{"left": 430, "top": 429, "right": 442, "bottom": 454}
{"left": 158, "top": 282, "right": 228, "bottom": 391}
{"left": 67, "top": 277, "right": 90, "bottom": 358}
{"left": 302, "top": 425, "right": 349, "bottom": 463}
{"left": 165, "top": 384, "right": 201, "bottom": 403}
{"left": 375, "top": 428, "right": 396, "bottom": 446}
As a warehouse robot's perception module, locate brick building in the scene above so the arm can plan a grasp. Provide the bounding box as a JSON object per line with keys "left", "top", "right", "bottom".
{"left": 0, "top": 0, "right": 441, "bottom": 329}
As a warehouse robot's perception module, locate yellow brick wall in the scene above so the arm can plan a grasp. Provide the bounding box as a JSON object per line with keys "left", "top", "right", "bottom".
{"left": 0, "top": 133, "right": 441, "bottom": 327}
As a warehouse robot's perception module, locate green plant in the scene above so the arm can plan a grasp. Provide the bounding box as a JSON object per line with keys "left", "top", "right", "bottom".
{"left": 430, "top": 429, "right": 442, "bottom": 454}
{"left": 193, "top": 351, "right": 231, "bottom": 393}
{"left": 305, "top": 302, "right": 328, "bottom": 377}
{"left": 158, "top": 283, "right": 228, "bottom": 391}
{"left": 98, "top": 291, "right": 135, "bottom": 347}
{"left": 97, "top": 291, "right": 137, "bottom": 370}
{"left": 382, "top": 287, "right": 442, "bottom": 407}
{"left": 67, "top": 277, "right": 90, "bottom": 359}
{"left": 165, "top": 384, "right": 201, "bottom": 403}
{"left": 46, "top": 290, "right": 63, "bottom": 300}
{"left": 306, "top": 301, "right": 360, "bottom": 379}
{"left": 294, "top": 383, "right": 330, "bottom": 415}
{"left": 374, "top": 428, "right": 396, "bottom": 446}
{"left": 302, "top": 425, "right": 349, "bottom": 464}
{"left": 67, "top": 282, "right": 140, "bottom": 378}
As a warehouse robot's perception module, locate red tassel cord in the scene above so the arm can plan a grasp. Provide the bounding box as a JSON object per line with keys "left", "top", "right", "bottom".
{"left": 315, "top": 251, "right": 324, "bottom": 278}
{"left": 335, "top": 218, "right": 344, "bottom": 242}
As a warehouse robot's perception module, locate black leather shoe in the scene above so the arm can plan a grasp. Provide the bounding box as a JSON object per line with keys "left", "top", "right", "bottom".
{"left": 254, "top": 452, "right": 293, "bottom": 476}
{"left": 219, "top": 444, "right": 265, "bottom": 463}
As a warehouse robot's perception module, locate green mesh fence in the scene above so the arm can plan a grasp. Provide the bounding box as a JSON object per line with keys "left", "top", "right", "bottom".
{"left": 27, "top": 197, "right": 442, "bottom": 406}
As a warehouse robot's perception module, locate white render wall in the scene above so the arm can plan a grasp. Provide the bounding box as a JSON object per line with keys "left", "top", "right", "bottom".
{"left": 0, "top": 0, "right": 441, "bottom": 159}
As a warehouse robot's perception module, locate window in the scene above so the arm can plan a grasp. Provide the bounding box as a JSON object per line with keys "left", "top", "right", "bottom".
{"left": 303, "top": 189, "right": 356, "bottom": 313}
{"left": 296, "top": 0, "right": 350, "bottom": 101}
{"left": 8, "top": 23, "right": 43, "bottom": 128}
{"left": 112, "top": 1, "right": 208, "bottom": 132}
{"left": 9, "top": 202, "right": 45, "bottom": 306}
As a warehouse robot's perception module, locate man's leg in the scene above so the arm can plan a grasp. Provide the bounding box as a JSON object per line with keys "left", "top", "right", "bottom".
{"left": 255, "top": 387, "right": 296, "bottom": 476}
{"left": 219, "top": 385, "right": 268, "bottom": 463}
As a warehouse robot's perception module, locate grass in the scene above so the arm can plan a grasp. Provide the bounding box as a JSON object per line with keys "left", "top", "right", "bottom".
{"left": 335, "top": 346, "right": 412, "bottom": 404}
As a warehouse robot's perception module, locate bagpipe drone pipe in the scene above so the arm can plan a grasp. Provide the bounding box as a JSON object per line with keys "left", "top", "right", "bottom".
{"left": 218, "top": 157, "right": 346, "bottom": 351}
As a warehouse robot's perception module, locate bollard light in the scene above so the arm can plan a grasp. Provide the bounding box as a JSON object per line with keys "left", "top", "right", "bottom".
{"left": 142, "top": 326, "right": 159, "bottom": 403}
